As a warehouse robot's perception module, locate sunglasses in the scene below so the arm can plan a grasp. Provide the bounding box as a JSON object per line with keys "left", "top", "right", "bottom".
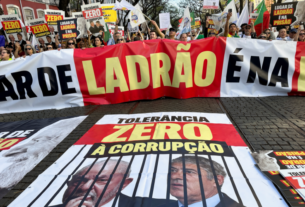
{"left": 68, "top": 42, "right": 74, "bottom": 45}
{"left": 265, "top": 32, "right": 270, "bottom": 34}
{"left": 192, "top": 35, "right": 196, "bottom": 37}
{"left": 26, "top": 48, "right": 32, "bottom": 50}
{"left": 259, "top": 36, "right": 267, "bottom": 39}
{"left": 300, "top": 33, "right": 305, "bottom": 35}
{"left": 118, "top": 39, "right": 124, "bottom": 41}
{"left": 47, "top": 47, "right": 52, "bottom": 49}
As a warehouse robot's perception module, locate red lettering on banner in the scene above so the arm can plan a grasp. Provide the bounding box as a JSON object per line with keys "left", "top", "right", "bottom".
{"left": 286, "top": 176, "right": 305, "bottom": 189}
{"left": 45, "top": 15, "right": 63, "bottom": 23}
{"left": 82, "top": 8, "right": 103, "bottom": 19}
{"left": 74, "top": 122, "right": 246, "bottom": 146}
{"left": 0, "top": 138, "right": 25, "bottom": 150}
{"left": 73, "top": 38, "right": 225, "bottom": 105}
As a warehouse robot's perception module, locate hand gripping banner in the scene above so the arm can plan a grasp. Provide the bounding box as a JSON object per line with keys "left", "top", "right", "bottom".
{"left": 1, "top": 38, "right": 305, "bottom": 114}
{"left": 9, "top": 112, "right": 287, "bottom": 207}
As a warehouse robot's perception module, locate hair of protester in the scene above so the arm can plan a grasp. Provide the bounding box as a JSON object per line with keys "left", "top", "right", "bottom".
{"left": 2, "top": 49, "right": 12, "bottom": 58}
{"left": 96, "top": 21, "right": 100, "bottom": 24}
{"left": 46, "top": 35, "right": 51, "bottom": 39}
{"left": 150, "top": 30, "right": 157, "bottom": 35}
{"left": 172, "top": 156, "right": 227, "bottom": 181}
{"left": 279, "top": 27, "right": 287, "bottom": 32}
{"left": 24, "top": 44, "right": 36, "bottom": 55}
{"left": 17, "top": 33, "right": 22, "bottom": 36}
{"left": 180, "top": 33, "right": 188, "bottom": 38}
{"left": 76, "top": 159, "right": 131, "bottom": 177}
{"left": 90, "top": 21, "right": 94, "bottom": 23}
{"left": 114, "top": 32, "right": 121, "bottom": 35}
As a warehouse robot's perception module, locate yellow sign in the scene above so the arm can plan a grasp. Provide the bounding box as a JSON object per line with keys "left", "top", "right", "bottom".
{"left": 101, "top": 4, "right": 117, "bottom": 23}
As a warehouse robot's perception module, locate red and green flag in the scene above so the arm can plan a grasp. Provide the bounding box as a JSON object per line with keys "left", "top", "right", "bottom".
{"left": 254, "top": 0, "right": 270, "bottom": 36}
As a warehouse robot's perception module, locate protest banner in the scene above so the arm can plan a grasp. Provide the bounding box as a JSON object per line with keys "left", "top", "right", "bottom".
{"left": 109, "top": 25, "right": 124, "bottom": 36}
{"left": 271, "top": 2, "right": 297, "bottom": 27}
{"left": 27, "top": 18, "right": 52, "bottom": 47}
{"left": 101, "top": 4, "right": 117, "bottom": 22}
{"left": 252, "top": 151, "right": 305, "bottom": 206}
{"left": 0, "top": 116, "right": 86, "bottom": 199}
{"left": 203, "top": 0, "right": 219, "bottom": 9}
{"left": 81, "top": 3, "right": 108, "bottom": 37}
{"left": 0, "top": 14, "right": 25, "bottom": 46}
{"left": 9, "top": 112, "right": 287, "bottom": 207}
{"left": 44, "top": 9, "right": 65, "bottom": 32}
{"left": 57, "top": 18, "right": 80, "bottom": 39}
{"left": 71, "top": 12, "right": 87, "bottom": 38}
{"left": 1, "top": 38, "right": 305, "bottom": 114}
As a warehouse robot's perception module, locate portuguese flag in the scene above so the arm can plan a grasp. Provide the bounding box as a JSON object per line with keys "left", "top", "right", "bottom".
{"left": 254, "top": 0, "right": 270, "bottom": 36}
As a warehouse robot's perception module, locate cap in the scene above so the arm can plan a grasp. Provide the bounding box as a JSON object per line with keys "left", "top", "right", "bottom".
{"left": 169, "top": 28, "right": 176, "bottom": 32}
{"left": 290, "top": 28, "right": 297, "bottom": 33}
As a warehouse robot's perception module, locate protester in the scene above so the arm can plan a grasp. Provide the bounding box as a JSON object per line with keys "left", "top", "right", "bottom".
{"left": 208, "top": 31, "right": 216, "bottom": 37}
{"left": 24, "top": 44, "right": 36, "bottom": 56}
{"left": 258, "top": 33, "right": 268, "bottom": 40}
{"left": 46, "top": 35, "right": 57, "bottom": 49}
{"left": 240, "top": 23, "right": 248, "bottom": 35}
{"left": 168, "top": 28, "right": 177, "bottom": 40}
{"left": 224, "top": 12, "right": 240, "bottom": 38}
{"left": 276, "top": 27, "right": 300, "bottom": 41}
{"left": 116, "top": 36, "right": 125, "bottom": 44}
{"left": 263, "top": 29, "right": 275, "bottom": 40}
{"left": 38, "top": 38, "right": 46, "bottom": 51}
{"left": 191, "top": 30, "right": 198, "bottom": 40}
{"left": 94, "top": 36, "right": 105, "bottom": 48}
{"left": 66, "top": 38, "right": 77, "bottom": 49}
{"left": 13, "top": 42, "right": 25, "bottom": 58}
{"left": 180, "top": 33, "right": 188, "bottom": 42}
{"left": 0, "top": 49, "right": 13, "bottom": 61}
{"left": 5, "top": 45, "right": 14, "bottom": 59}
{"left": 150, "top": 20, "right": 165, "bottom": 39}
{"left": 240, "top": 23, "right": 256, "bottom": 39}
{"left": 298, "top": 30, "right": 305, "bottom": 42}
{"left": 149, "top": 30, "right": 158, "bottom": 40}
{"left": 17, "top": 33, "right": 26, "bottom": 49}
{"left": 46, "top": 44, "right": 54, "bottom": 51}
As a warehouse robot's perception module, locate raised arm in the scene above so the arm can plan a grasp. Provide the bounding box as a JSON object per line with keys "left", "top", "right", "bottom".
{"left": 55, "top": 34, "right": 60, "bottom": 47}
{"left": 150, "top": 20, "right": 165, "bottom": 39}
{"left": 224, "top": 12, "right": 232, "bottom": 37}
{"left": 294, "top": 25, "right": 301, "bottom": 41}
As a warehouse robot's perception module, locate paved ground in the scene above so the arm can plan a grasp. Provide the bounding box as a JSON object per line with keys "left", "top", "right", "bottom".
{"left": 1, "top": 97, "right": 305, "bottom": 206}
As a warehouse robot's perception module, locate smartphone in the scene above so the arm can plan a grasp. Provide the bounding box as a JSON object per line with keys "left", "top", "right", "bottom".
{"left": 228, "top": 9, "right": 232, "bottom": 13}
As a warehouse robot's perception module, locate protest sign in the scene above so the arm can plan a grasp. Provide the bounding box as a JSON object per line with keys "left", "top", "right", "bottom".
{"left": 109, "top": 25, "right": 125, "bottom": 36}
{"left": 129, "top": 4, "right": 146, "bottom": 28}
{"left": 0, "top": 14, "right": 25, "bottom": 46}
{"left": 127, "top": 22, "right": 139, "bottom": 32}
{"left": 271, "top": 2, "right": 297, "bottom": 27}
{"left": 27, "top": 18, "right": 52, "bottom": 47}
{"left": 57, "top": 18, "right": 80, "bottom": 39}
{"left": 9, "top": 112, "right": 287, "bottom": 207}
{"left": 252, "top": 151, "right": 305, "bottom": 206}
{"left": 71, "top": 12, "right": 87, "bottom": 38}
{"left": 44, "top": 9, "right": 65, "bottom": 32}
{"left": 101, "top": 4, "right": 117, "bottom": 22}
{"left": 249, "top": 13, "right": 258, "bottom": 24}
{"left": 203, "top": 0, "right": 219, "bottom": 9}
{"left": 159, "top": 13, "right": 171, "bottom": 30}
{"left": 81, "top": 3, "right": 108, "bottom": 36}
{"left": 0, "top": 116, "right": 86, "bottom": 199}
{"left": 191, "top": 17, "right": 201, "bottom": 29}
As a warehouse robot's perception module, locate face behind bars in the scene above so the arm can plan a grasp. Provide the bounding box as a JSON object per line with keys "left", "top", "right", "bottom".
{"left": 63, "top": 160, "right": 133, "bottom": 207}
{"left": 170, "top": 158, "right": 225, "bottom": 205}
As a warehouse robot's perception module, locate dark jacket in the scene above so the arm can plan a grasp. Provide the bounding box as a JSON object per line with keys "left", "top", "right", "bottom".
{"left": 157, "top": 193, "right": 244, "bottom": 207}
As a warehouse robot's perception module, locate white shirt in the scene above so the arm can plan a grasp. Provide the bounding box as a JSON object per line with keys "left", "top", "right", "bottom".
{"left": 276, "top": 36, "right": 293, "bottom": 41}
{"left": 241, "top": 34, "right": 252, "bottom": 39}
{"left": 177, "top": 193, "right": 220, "bottom": 207}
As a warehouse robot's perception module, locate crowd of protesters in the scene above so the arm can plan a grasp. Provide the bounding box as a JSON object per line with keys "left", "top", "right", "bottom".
{"left": 1, "top": 12, "right": 304, "bottom": 62}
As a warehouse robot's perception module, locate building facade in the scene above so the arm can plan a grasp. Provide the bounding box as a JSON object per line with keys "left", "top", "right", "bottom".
{"left": 0, "top": 0, "right": 59, "bottom": 22}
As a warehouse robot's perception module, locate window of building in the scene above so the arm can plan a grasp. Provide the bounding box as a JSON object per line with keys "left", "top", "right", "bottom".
{"left": 23, "top": 7, "right": 35, "bottom": 20}
{"left": 37, "top": 9, "right": 45, "bottom": 18}
{"left": 6, "top": 5, "right": 21, "bottom": 19}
